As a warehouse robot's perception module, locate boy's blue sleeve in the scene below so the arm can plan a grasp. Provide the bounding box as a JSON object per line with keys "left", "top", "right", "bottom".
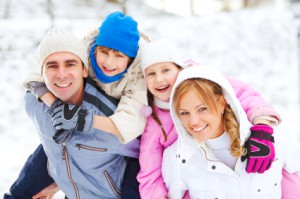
{"left": 9, "top": 144, "right": 54, "bottom": 199}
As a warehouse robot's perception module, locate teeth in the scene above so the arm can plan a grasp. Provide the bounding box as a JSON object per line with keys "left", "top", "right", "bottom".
{"left": 104, "top": 67, "right": 116, "bottom": 71}
{"left": 193, "top": 125, "right": 207, "bottom": 132}
{"left": 157, "top": 85, "right": 168, "bottom": 90}
{"left": 56, "top": 83, "right": 70, "bottom": 88}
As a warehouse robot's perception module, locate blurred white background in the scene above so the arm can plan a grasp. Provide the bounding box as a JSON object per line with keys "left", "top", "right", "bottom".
{"left": 1, "top": 0, "right": 299, "bottom": 198}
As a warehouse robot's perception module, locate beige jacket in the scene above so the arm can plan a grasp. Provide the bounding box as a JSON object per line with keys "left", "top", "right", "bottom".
{"left": 24, "top": 29, "right": 150, "bottom": 144}
{"left": 84, "top": 29, "right": 150, "bottom": 143}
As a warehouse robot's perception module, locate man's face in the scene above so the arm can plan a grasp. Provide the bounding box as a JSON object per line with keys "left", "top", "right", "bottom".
{"left": 42, "top": 52, "right": 88, "bottom": 105}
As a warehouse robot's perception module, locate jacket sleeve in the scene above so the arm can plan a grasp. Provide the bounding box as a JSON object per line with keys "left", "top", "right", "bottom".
{"left": 23, "top": 66, "right": 43, "bottom": 90}
{"left": 162, "top": 144, "right": 186, "bottom": 199}
{"left": 281, "top": 169, "right": 300, "bottom": 199}
{"left": 24, "top": 91, "right": 46, "bottom": 120}
{"left": 137, "top": 118, "right": 168, "bottom": 199}
{"left": 109, "top": 68, "right": 148, "bottom": 144}
{"left": 228, "top": 77, "right": 282, "bottom": 124}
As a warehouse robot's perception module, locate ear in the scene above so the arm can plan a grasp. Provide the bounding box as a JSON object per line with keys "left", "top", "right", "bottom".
{"left": 219, "top": 95, "right": 226, "bottom": 113}
{"left": 83, "top": 66, "right": 88, "bottom": 78}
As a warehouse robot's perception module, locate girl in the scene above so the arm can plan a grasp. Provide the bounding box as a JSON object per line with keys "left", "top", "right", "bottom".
{"left": 162, "top": 65, "right": 300, "bottom": 198}
{"left": 137, "top": 39, "right": 300, "bottom": 199}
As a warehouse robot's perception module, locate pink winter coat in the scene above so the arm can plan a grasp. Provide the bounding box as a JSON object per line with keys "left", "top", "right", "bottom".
{"left": 137, "top": 106, "right": 178, "bottom": 199}
{"left": 137, "top": 77, "right": 299, "bottom": 199}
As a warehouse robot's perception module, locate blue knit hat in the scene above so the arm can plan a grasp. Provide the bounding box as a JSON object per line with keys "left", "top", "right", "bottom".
{"left": 95, "top": 11, "right": 140, "bottom": 58}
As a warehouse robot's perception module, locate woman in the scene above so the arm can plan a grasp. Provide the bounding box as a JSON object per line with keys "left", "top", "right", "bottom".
{"left": 162, "top": 65, "right": 300, "bottom": 199}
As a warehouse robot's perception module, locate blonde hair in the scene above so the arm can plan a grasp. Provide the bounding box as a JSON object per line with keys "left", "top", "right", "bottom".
{"left": 173, "top": 78, "right": 246, "bottom": 158}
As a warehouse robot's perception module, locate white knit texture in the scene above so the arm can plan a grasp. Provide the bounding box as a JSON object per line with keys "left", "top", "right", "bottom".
{"left": 36, "top": 28, "right": 89, "bottom": 72}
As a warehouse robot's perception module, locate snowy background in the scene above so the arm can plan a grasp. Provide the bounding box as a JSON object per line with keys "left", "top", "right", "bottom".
{"left": 1, "top": 0, "right": 299, "bottom": 198}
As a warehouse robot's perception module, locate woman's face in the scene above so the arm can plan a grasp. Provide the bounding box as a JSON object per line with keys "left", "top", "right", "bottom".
{"left": 177, "top": 90, "right": 225, "bottom": 142}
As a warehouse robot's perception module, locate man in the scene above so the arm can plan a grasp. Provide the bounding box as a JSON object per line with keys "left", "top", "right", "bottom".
{"left": 5, "top": 28, "right": 139, "bottom": 199}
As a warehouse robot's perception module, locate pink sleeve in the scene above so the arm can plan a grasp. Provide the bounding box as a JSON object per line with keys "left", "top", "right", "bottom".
{"left": 137, "top": 118, "right": 168, "bottom": 199}
{"left": 281, "top": 169, "right": 300, "bottom": 199}
{"left": 228, "top": 77, "right": 281, "bottom": 124}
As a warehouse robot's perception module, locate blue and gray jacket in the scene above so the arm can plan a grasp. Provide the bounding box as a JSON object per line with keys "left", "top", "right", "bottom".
{"left": 24, "top": 77, "right": 140, "bottom": 199}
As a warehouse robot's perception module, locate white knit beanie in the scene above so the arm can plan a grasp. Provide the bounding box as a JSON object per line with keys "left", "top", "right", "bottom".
{"left": 36, "top": 28, "right": 89, "bottom": 74}
{"left": 140, "top": 39, "right": 186, "bottom": 76}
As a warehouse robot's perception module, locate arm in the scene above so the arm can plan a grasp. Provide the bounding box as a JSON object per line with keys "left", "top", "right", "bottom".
{"left": 32, "top": 182, "right": 60, "bottom": 199}
{"left": 282, "top": 169, "right": 300, "bottom": 199}
{"left": 109, "top": 92, "right": 147, "bottom": 143}
{"left": 40, "top": 92, "right": 57, "bottom": 107}
{"left": 228, "top": 77, "right": 281, "bottom": 125}
{"left": 137, "top": 119, "right": 168, "bottom": 199}
{"left": 106, "top": 65, "right": 148, "bottom": 143}
{"left": 229, "top": 78, "right": 280, "bottom": 173}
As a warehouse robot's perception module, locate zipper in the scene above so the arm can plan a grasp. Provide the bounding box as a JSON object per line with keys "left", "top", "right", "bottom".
{"left": 62, "top": 143, "right": 66, "bottom": 160}
{"left": 76, "top": 144, "right": 107, "bottom": 152}
{"left": 200, "top": 146, "right": 220, "bottom": 162}
{"left": 62, "top": 142, "right": 80, "bottom": 199}
{"left": 104, "top": 170, "right": 121, "bottom": 197}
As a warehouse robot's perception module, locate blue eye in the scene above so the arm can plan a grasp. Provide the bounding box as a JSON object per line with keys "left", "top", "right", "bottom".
{"left": 163, "top": 68, "right": 169, "bottom": 73}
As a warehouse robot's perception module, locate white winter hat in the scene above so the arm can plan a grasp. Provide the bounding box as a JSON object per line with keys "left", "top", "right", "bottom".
{"left": 36, "top": 27, "right": 89, "bottom": 74}
{"left": 141, "top": 39, "right": 186, "bottom": 75}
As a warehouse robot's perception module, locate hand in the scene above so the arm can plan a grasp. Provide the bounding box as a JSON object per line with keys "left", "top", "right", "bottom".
{"left": 241, "top": 124, "right": 275, "bottom": 173}
{"left": 32, "top": 182, "right": 60, "bottom": 199}
{"left": 51, "top": 103, "right": 94, "bottom": 132}
{"left": 47, "top": 98, "right": 63, "bottom": 116}
{"left": 52, "top": 129, "right": 74, "bottom": 144}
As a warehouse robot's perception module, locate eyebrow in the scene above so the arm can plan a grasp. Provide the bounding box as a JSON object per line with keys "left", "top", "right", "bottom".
{"left": 179, "top": 104, "right": 205, "bottom": 111}
{"left": 45, "top": 59, "right": 79, "bottom": 66}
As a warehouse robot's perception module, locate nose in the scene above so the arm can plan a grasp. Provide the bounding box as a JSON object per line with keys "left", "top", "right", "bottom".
{"left": 155, "top": 73, "right": 164, "bottom": 83}
{"left": 57, "top": 66, "right": 67, "bottom": 78}
{"left": 105, "top": 52, "right": 114, "bottom": 66}
{"left": 189, "top": 113, "right": 199, "bottom": 126}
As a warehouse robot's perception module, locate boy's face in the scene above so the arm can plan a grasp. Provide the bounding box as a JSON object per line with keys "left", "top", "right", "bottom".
{"left": 95, "top": 47, "right": 130, "bottom": 76}
{"left": 42, "top": 52, "right": 88, "bottom": 105}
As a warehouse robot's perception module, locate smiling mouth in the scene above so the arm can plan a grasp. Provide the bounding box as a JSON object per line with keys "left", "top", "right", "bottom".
{"left": 156, "top": 85, "right": 169, "bottom": 91}
{"left": 103, "top": 66, "right": 116, "bottom": 72}
{"left": 55, "top": 83, "right": 71, "bottom": 88}
{"left": 192, "top": 124, "right": 207, "bottom": 133}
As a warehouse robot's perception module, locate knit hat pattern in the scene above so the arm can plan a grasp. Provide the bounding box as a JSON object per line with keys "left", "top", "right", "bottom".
{"left": 141, "top": 39, "right": 185, "bottom": 75}
{"left": 37, "top": 27, "right": 89, "bottom": 74}
{"left": 95, "top": 11, "right": 140, "bottom": 58}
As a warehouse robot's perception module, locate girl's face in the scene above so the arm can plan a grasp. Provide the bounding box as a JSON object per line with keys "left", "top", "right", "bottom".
{"left": 177, "top": 90, "right": 225, "bottom": 142}
{"left": 95, "top": 47, "right": 130, "bottom": 76}
{"left": 145, "top": 62, "right": 181, "bottom": 102}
